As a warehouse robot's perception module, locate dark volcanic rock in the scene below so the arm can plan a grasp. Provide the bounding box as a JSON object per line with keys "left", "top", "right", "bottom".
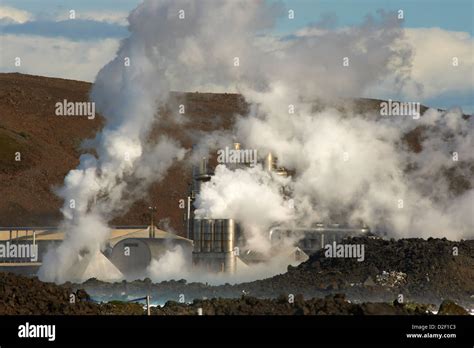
{"left": 0, "top": 272, "right": 99, "bottom": 315}
{"left": 437, "top": 300, "right": 469, "bottom": 315}
{"left": 236, "top": 236, "right": 474, "bottom": 307}
{"left": 75, "top": 237, "right": 474, "bottom": 308}
{"left": 150, "top": 294, "right": 430, "bottom": 316}
{"left": 0, "top": 271, "right": 465, "bottom": 315}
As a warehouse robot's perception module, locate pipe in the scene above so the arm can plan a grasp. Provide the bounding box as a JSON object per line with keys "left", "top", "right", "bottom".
{"left": 32, "top": 231, "right": 36, "bottom": 258}
{"left": 146, "top": 295, "right": 150, "bottom": 316}
{"left": 269, "top": 226, "right": 370, "bottom": 240}
{"left": 186, "top": 196, "right": 191, "bottom": 239}
{"left": 199, "top": 157, "right": 207, "bottom": 176}
{"left": 264, "top": 152, "right": 274, "bottom": 172}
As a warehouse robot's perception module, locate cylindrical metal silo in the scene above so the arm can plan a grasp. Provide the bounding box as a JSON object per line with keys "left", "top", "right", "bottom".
{"left": 222, "top": 219, "right": 235, "bottom": 252}
{"left": 224, "top": 251, "right": 236, "bottom": 273}
{"left": 202, "top": 219, "right": 213, "bottom": 253}
{"left": 213, "top": 219, "right": 223, "bottom": 253}
{"left": 193, "top": 219, "right": 202, "bottom": 252}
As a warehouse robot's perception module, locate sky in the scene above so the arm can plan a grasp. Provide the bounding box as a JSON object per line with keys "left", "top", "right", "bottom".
{"left": 276, "top": 0, "right": 474, "bottom": 35}
{"left": 0, "top": 0, "right": 473, "bottom": 112}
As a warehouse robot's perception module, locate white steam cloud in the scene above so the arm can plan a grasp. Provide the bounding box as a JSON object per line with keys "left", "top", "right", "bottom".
{"left": 195, "top": 165, "right": 295, "bottom": 255}
{"left": 37, "top": 0, "right": 472, "bottom": 284}
{"left": 147, "top": 242, "right": 303, "bottom": 285}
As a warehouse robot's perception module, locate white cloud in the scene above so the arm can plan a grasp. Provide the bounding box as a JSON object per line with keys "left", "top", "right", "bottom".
{"left": 362, "top": 27, "right": 473, "bottom": 105}
{"left": 0, "top": 6, "right": 125, "bottom": 82}
{"left": 0, "top": 5, "right": 32, "bottom": 24}
{"left": 0, "top": 4, "right": 128, "bottom": 26}
{"left": 0, "top": 34, "right": 120, "bottom": 82}
{"left": 1, "top": 6, "right": 472, "bottom": 107}
{"left": 294, "top": 26, "right": 330, "bottom": 37}
{"left": 55, "top": 11, "right": 129, "bottom": 26}
{"left": 404, "top": 27, "right": 474, "bottom": 99}
{"left": 289, "top": 25, "right": 473, "bottom": 107}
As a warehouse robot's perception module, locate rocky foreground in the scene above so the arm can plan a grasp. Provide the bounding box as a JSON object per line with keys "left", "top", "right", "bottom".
{"left": 75, "top": 236, "right": 474, "bottom": 308}
{"left": 0, "top": 236, "right": 472, "bottom": 315}
{"left": 0, "top": 272, "right": 469, "bottom": 315}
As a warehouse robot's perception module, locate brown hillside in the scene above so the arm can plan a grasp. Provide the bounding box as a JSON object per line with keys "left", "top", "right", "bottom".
{"left": 0, "top": 73, "right": 245, "bottom": 233}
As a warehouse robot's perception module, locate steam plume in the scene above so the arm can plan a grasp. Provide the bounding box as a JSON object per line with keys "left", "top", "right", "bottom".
{"left": 38, "top": 0, "right": 473, "bottom": 284}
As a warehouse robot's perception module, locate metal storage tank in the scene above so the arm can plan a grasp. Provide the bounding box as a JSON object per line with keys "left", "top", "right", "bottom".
{"left": 222, "top": 219, "right": 235, "bottom": 252}
{"left": 192, "top": 218, "right": 238, "bottom": 273}
{"left": 193, "top": 219, "right": 202, "bottom": 252}
{"left": 202, "top": 219, "right": 213, "bottom": 253}
{"left": 213, "top": 219, "right": 223, "bottom": 253}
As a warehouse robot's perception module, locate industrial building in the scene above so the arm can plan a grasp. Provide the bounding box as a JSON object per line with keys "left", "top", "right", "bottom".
{"left": 1, "top": 142, "right": 370, "bottom": 280}
{"left": 0, "top": 226, "right": 193, "bottom": 280}
{"left": 185, "top": 142, "right": 370, "bottom": 274}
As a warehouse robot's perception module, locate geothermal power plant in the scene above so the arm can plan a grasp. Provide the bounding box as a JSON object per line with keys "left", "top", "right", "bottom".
{"left": 0, "top": 142, "right": 370, "bottom": 280}
{"left": 0, "top": 0, "right": 472, "bottom": 345}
